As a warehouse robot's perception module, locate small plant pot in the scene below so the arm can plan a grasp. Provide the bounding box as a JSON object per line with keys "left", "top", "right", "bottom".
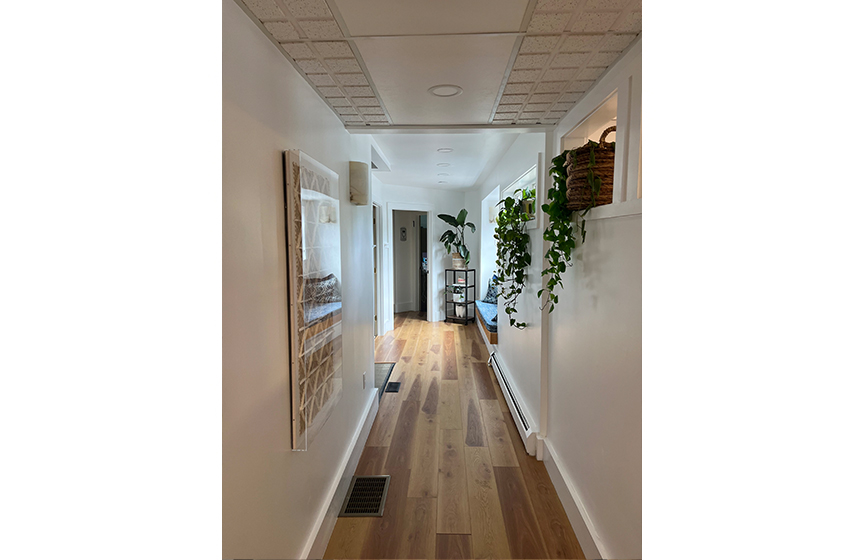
{"left": 452, "top": 293, "right": 465, "bottom": 303}
{"left": 451, "top": 253, "right": 467, "bottom": 269}
{"left": 456, "top": 306, "right": 466, "bottom": 318}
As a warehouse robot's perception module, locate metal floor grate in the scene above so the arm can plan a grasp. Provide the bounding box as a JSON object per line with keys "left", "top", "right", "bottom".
{"left": 339, "top": 475, "right": 390, "bottom": 517}
{"left": 385, "top": 381, "right": 401, "bottom": 392}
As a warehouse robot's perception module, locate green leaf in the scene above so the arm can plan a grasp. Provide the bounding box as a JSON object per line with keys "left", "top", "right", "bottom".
{"left": 438, "top": 214, "right": 459, "bottom": 227}
{"left": 456, "top": 208, "right": 467, "bottom": 226}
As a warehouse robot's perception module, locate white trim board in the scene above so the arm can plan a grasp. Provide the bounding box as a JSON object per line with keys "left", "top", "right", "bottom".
{"left": 489, "top": 351, "right": 538, "bottom": 456}
{"left": 543, "top": 439, "right": 607, "bottom": 560}
{"left": 303, "top": 390, "right": 379, "bottom": 559}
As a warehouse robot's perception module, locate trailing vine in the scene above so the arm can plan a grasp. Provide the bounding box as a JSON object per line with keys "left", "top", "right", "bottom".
{"left": 540, "top": 141, "right": 611, "bottom": 312}
{"left": 494, "top": 188, "right": 533, "bottom": 330}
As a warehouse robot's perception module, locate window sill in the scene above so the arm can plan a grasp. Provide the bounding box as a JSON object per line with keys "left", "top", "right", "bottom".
{"left": 581, "top": 198, "right": 642, "bottom": 221}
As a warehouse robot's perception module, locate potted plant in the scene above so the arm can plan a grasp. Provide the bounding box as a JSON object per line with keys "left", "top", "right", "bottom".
{"left": 494, "top": 188, "right": 533, "bottom": 329}
{"left": 437, "top": 209, "right": 475, "bottom": 269}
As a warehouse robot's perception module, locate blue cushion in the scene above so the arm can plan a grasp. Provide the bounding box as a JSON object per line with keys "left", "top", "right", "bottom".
{"left": 481, "top": 276, "right": 499, "bottom": 303}
{"left": 475, "top": 301, "right": 498, "bottom": 333}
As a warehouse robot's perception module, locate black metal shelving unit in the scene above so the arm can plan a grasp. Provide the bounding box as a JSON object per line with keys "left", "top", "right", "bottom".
{"left": 445, "top": 268, "right": 476, "bottom": 324}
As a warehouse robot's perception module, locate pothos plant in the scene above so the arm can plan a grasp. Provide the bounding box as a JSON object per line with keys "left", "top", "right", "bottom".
{"left": 494, "top": 188, "right": 533, "bottom": 329}
{"left": 540, "top": 141, "right": 610, "bottom": 311}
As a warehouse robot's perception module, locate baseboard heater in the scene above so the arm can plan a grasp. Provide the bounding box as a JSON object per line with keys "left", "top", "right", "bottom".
{"left": 488, "top": 351, "right": 537, "bottom": 455}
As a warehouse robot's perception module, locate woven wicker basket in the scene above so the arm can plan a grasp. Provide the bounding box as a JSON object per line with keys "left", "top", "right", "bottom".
{"left": 565, "top": 126, "right": 616, "bottom": 211}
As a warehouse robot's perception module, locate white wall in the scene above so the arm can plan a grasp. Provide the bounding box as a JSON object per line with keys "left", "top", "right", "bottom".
{"left": 479, "top": 187, "right": 500, "bottom": 294}
{"left": 545, "top": 36, "right": 642, "bottom": 560}
{"left": 373, "top": 180, "right": 474, "bottom": 325}
{"left": 223, "top": 0, "right": 376, "bottom": 557}
{"left": 471, "top": 133, "right": 546, "bottom": 426}
{"left": 392, "top": 210, "right": 421, "bottom": 312}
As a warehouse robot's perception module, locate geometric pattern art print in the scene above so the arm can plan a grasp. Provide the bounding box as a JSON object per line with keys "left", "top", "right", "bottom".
{"left": 283, "top": 150, "right": 343, "bottom": 451}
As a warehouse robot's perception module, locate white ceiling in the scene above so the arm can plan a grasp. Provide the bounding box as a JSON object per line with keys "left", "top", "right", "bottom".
{"left": 237, "top": 0, "right": 641, "bottom": 128}
{"left": 371, "top": 133, "right": 520, "bottom": 190}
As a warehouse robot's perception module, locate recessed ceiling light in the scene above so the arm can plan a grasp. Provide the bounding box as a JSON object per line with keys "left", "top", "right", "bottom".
{"left": 437, "top": 147, "right": 453, "bottom": 153}
{"left": 437, "top": 163, "right": 450, "bottom": 167}
{"left": 438, "top": 173, "right": 449, "bottom": 176}
{"left": 428, "top": 84, "right": 463, "bottom": 98}
{"left": 438, "top": 181, "right": 448, "bottom": 184}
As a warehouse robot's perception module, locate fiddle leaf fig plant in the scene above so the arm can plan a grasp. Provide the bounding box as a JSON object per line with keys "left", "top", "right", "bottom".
{"left": 438, "top": 209, "right": 475, "bottom": 264}
{"left": 494, "top": 189, "right": 533, "bottom": 330}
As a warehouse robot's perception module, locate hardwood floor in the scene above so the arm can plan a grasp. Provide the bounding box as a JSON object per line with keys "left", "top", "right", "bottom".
{"left": 324, "top": 312, "right": 585, "bottom": 559}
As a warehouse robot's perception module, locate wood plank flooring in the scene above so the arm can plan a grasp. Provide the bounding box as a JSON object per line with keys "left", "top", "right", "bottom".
{"left": 325, "top": 312, "right": 584, "bottom": 559}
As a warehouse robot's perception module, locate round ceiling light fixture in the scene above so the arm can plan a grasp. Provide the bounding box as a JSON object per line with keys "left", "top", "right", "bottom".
{"left": 438, "top": 181, "right": 448, "bottom": 184}
{"left": 437, "top": 173, "right": 449, "bottom": 176}
{"left": 428, "top": 84, "right": 463, "bottom": 98}
{"left": 437, "top": 147, "right": 453, "bottom": 153}
{"left": 436, "top": 163, "right": 450, "bottom": 167}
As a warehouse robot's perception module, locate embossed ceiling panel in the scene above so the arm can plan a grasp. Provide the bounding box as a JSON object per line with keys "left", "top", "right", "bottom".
{"left": 236, "top": 0, "right": 641, "bottom": 128}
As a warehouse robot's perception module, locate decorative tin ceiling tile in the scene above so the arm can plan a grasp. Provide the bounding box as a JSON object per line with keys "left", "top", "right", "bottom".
{"left": 527, "top": 12, "right": 570, "bottom": 34}
{"left": 365, "top": 115, "right": 388, "bottom": 122}
{"left": 578, "top": 67, "right": 606, "bottom": 80}
{"left": 559, "top": 92, "right": 582, "bottom": 102}
{"left": 498, "top": 104, "right": 522, "bottom": 112}
{"left": 508, "top": 69, "right": 542, "bottom": 82}
{"left": 504, "top": 82, "right": 533, "bottom": 94}
{"left": 342, "top": 115, "right": 363, "bottom": 122}
{"left": 337, "top": 106, "right": 358, "bottom": 115}
{"left": 541, "top": 118, "right": 560, "bottom": 124}
{"left": 521, "top": 111, "right": 545, "bottom": 119}
{"left": 344, "top": 86, "right": 374, "bottom": 96}
{"left": 241, "top": 0, "right": 285, "bottom": 19}
{"left": 317, "top": 86, "right": 343, "bottom": 97}
{"left": 601, "top": 33, "right": 638, "bottom": 51}
{"left": 530, "top": 93, "right": 559, "bottom": 103}
{"left": 500, "top": 94, "right": 528, "bottom": 104}
{"left": 553, "top": 102, "right": 575, "bottom": 111}
{"left": 283, "top": 0, "right": 332, "bottom": 18}
{"left": 325, "top": 58, "right": 361, "bottom": 73}
{"left": 336, "top": 73, "right": 368, "bottom": 86}
{"left": 264, "top": 21, "right": 300, "bottom": 41}
{"left": 536, "top": 81, "right": 567, "bottom": 92}
{"left": 359, "top": 106, "right": 384, "bottom": 115}
{"left": 551, "top": 52, "right": 590, "bottom": 68}
{"left": 589, "top": 51, "right": 622, "bottom": 66}
{"left": 548, "top": 111, "right": 568, "bottom": 119}
{"left": 570, "top": 12, "right": 618, "bottom": 33}
{"left": 352, "top": 97, "right": 380, "bottom": 106}
{"left": 281, "top": 42, "right": 314, "bottom": 58}
{"left": 313, "top": 41, "right": 353, "bottom": 57}
{"left": 520, "top": 36, "right": 559, "bottom": 53}
{"left": 514, "top": 54, "right": 550, "bottom": 69}
{"left": 543, "top": 68, "right": 578, "bottom": 81}
{"left": 561, "top": 34, "right": 606, "bottom": 52}
{"left": 536, "top": 0, "right": 579, "bottom": 11}
{"left": 495, "top": 112, "right": 519, "bottom": 119}
{"left": 570, "top": 79, "right": 596, "bottom": 91}
{"left": 308, "top": 74, "right": 336, "bottom": 86}
{"left": 298, "top": 19, "right": 343, "bottom": 39}
{"left": 525, "top": 103, "right": 552, "bottom": 112}
{"left": 296, "top": 59, "right": 327, "bottom": 73}
{"left": 585, "top": 0, "right": 631, "bottom": 9}
{"left": 328, "top": 97, "right": 351, "bottom": 106}
{"left": 518, "top": 118, "right": 539, "bottom": 123}
{"left": 613, "top": 10, "right": 642, "bottom": 32}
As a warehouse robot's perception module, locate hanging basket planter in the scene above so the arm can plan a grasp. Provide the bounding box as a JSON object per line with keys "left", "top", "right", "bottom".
{"left": 565, "top": 126, "right": 616, "bottom": 211}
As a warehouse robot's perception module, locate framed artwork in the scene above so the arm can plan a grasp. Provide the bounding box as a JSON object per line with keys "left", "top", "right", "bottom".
{"left": 283, "top": 150, "right": 343, "bottom": 451}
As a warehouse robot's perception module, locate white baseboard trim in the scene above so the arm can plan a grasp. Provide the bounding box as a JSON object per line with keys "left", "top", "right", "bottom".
{"left": 543, "top": 439, "right": 608, "bottom": 560}
{"left": 302, "top": 390, "right": 379, "bottom": 559}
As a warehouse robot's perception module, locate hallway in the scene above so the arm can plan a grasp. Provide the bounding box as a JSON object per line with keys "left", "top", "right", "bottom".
{"left": 324, "top": 313, "right": 585, "bottom": 559}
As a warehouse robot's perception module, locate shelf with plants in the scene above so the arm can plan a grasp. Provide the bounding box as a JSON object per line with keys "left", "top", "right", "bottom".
{"left": 444, "top": 268, "right": 475, "bottom": 324}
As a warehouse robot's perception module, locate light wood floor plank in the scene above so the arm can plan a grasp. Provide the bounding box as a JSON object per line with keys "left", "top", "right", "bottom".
{"left": 438, "top": 380, "right": 462, "bottom": 431}
{"left": 435, "top": 534, "right": 472, "bottom": 559}
{"left": 465, "top": 446, "right": 512, "bottom": 559}
{"left": 324, "top": 517, "right": 373, "bottom": 559}
{"left": 442, "top": 330, "right": 457, "bottom": 380}
{"left": 437, "top": 429, "right": 471, "bottom": 534}
{"left": 407, "top": 411, "right": 439, "bottom": 498}
{"left": 384, "top": 399, "right": 419, "bottom": 472}
{"left": 365, "top": 372, "right": 405, "bottom": 447}
{"left": 494, "top": 466, "right": 549, "bottom": 559}
{"left": 471, "top": 361, "right": 497, "bottom": 400}
{"left": 480, "top": 399, "right": 519, "bottom": 467}
{"left": 399, "top": 497, "right": 437, "bottom": 558}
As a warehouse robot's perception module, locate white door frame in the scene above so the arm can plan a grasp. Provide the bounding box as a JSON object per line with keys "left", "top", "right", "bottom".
{"left": 386, "top": 202, "right": 434, "bottom": 326}
{"left": 372, "top": 202, "right": 385, "bottom": 337}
